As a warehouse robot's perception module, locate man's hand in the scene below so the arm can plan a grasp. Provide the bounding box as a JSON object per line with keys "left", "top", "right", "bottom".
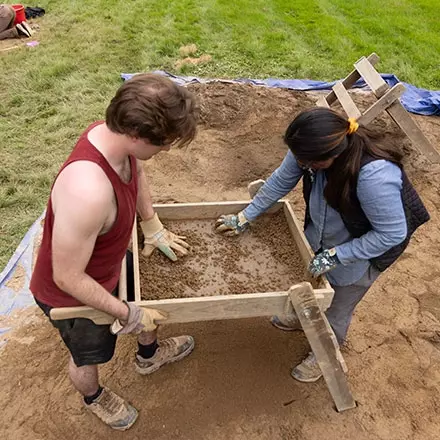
{"left": 215, "top": 211, "right": 249, "bottom": 236}
{"left": 140, "top": 213, "right": 189, "bottom": 261}
{"left": 111, "top": 302, "right": 168, "bottom": 335}
{"left": 308, "top": 248, "right": 340, "bottom": 278}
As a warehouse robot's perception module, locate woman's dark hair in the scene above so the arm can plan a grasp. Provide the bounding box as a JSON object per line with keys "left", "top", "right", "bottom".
{"left": 284, "top": 107, "right": 403, "bottom": 215}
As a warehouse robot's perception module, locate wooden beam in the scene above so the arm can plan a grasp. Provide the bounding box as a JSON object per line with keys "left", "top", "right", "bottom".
{"left": 386, "top": 101, "right": 440, "bottom": 163}
{"left": 131, "top": 221, "right": 141, "bottom": 301}
{"left": 49, "top": 287, "right": 333, "bottom": 324}
{"left": 332, "top": 81, "right": 362, "bottom": 119}
{"left": 325, "top": 53, "right": 380, "bottom": 105}
{"left": 316, "top": 95, "right": 330, "bottom": 108}
{"left": 282, "top": 201, "right": 334, "bottom": 301}
{"left": 357, "top": 83, "right": 405, "bottom": 126}
{"left": 289, "top": 283, "right": 356, "bottom": 412}
{"left": 118, "top": 255, "right": 127, "bottom": 301}
{"left": 283, "top": 201, "right": 313, "bottom": 266}
{"left": 313, "top": 288, "right": 335, "bottom": 311}
{"left": 153, "top": 201, "right": 283, "bottom": 220}
{"left": 354, "top": 57, "right": 389, "bottom": 96}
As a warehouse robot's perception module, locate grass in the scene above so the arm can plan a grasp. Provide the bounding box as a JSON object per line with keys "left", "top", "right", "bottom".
{"left": 0, "top": 0, "right": 439, "bottom": 270}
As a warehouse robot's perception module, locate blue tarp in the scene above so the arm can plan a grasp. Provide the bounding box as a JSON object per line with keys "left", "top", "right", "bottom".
{"left": 122, "top": 71, "right": 440, "bottom": 116}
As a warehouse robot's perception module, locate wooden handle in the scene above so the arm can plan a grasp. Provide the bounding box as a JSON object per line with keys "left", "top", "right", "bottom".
{"left": 50, "top": 306, "right": 114, "bottom": 325}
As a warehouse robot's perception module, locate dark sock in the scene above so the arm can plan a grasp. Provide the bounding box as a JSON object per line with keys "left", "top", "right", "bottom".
{"left": 137, "top": 340, "right": 158, "bottom": 359}
{"left": 84, "top": 386, "right": 103, "bottom": 405}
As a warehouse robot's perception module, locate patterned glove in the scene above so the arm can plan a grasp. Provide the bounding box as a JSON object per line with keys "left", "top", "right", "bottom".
{"left": 110, "top": 302, "right": 168, "bottom": 335}
{"left": 141, "top": 213, "right": 190, "bottom": 262}
{"left": 308, "top": 248, "right": 340, "bottom": 278}
{"left": 215, "top": 211, "right": 249, "bottom": 236}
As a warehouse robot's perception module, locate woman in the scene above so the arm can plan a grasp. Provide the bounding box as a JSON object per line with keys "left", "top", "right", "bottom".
{"left": 216, "top": 107, "right": 429, "bottom": 383}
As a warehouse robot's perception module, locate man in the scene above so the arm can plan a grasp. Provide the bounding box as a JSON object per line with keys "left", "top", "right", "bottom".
{"left": 0, "top": 4, "right": 32, "bottom": 39}
{"left": 30, "top": 74, "right": 198, "bottom": 430}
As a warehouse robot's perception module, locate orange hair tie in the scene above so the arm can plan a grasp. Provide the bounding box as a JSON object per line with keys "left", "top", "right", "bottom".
{"left": 347, "top": 118, "right": 359, "bottom": 135}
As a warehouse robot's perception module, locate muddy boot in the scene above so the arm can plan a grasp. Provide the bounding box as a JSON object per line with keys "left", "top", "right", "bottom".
{"left": 135, "top": 335, "right": 194, "bottom": 375}
{"left": 85, "top": 387, "right": 138, "bottom": 431}
{"left": 270, "top": 314, "right": 303, "bottom": 331}
{"left": 291, "top": 352, "right": 323, "bottom": 383}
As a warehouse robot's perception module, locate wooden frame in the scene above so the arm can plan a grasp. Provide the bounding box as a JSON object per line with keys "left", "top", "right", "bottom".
{"left": 50, "top": 199, "right": 357, "bottom": 412}
{"left": 317, "top": 53, "right": 440, "bottom": 164}
{"left": 51, "top": 200, "right": 334, "bottom": 324}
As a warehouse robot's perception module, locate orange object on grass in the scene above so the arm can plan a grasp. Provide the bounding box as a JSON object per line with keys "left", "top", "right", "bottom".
{"left": 12, "top": 4, "right": 26, "bottom": 25}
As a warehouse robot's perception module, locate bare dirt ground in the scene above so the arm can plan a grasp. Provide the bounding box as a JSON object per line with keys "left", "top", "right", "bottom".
{"left": 1, "top": 83, "right": 440, "bottom": 440}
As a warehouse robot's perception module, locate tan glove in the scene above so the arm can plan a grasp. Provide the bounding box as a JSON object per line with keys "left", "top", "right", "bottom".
{"left": 140, "top": 213, "right": 190, "bottom": 261}
{"left": 110, "top": 302, "right": 168, "bottom": 335}
{"left": 215, "top": 211, "right": 249, "bottom": 236}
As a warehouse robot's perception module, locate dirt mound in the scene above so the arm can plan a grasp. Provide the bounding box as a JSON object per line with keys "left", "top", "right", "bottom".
{"left": 1, "top": 83, "right": 440, "bottom": 440}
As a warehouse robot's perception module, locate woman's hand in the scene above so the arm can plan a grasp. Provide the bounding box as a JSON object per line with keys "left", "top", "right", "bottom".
{"left": 309, "top": 248, "right": 340, "bottom": 277}
{"left": 215, "top": 211, "right": 249, "bottom": 236}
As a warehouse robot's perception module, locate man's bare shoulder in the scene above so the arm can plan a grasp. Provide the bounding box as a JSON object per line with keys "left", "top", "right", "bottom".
{"left": 52, "top": 160, "right": 114, "bottom": 217}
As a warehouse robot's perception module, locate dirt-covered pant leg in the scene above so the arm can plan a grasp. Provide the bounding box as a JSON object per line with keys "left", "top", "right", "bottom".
{"left": 0, "top": 5, "right": 18, "bottom": 40}
{"left": 325, "top": 265, "right": 380, "bottom": 345}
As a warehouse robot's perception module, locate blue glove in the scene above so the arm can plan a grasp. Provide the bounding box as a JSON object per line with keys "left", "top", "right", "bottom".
{"left": 308, "top": 248, "right": 340, "bottom": 278}
{"left": 215, "top": 211, "right": 249, "bottom": 236}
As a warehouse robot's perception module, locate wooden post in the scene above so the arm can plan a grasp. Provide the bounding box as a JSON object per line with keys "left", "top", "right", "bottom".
{"left": 355, "top": 57, "right": 440, "bottom": 163}
{"left": 357, "top": 83, "right": 405, "bottom": 126}
{"left": 289, "top": 283, "right": 356, "bottom": 412}
{"left": 332, "top": 81, "right": 362, "bottom": 119}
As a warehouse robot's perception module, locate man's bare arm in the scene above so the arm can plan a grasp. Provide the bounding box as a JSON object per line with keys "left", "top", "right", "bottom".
{"left": 135, "top": 159, "right": 189, "bottom": 260}
{"left": 51, "top": 162, "right": 128, "bottom": 320}
{"left": 136, "top": 159, "right": 155, "bottom": 221}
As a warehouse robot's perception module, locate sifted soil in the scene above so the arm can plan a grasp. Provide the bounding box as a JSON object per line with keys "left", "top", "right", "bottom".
{"left": 138, "top": 211, "right": 314, "bottom": 300}
{"left": 1, "top": 83, "right": 440, "bottom": 440}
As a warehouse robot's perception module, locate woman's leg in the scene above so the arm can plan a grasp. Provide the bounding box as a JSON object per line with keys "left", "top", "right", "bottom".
{"left": 291, "top": 266, "right": 380, "bottom": 382}
{"left": 325, "top": 266, "right": 380, "bottom": 345}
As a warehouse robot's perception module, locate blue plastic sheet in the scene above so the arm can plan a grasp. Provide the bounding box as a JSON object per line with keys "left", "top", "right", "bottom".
{"left": 122, "top": 71, "right": 440, "bottom": 116}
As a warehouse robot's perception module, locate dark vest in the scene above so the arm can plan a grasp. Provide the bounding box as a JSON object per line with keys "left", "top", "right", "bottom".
{"left": 303, "top": 155, "right": 430, "bottom": 272}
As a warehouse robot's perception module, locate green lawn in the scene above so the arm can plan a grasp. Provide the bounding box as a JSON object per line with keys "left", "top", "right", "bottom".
{"left": 0, "top": 0, "right": 439, "bottom": 270}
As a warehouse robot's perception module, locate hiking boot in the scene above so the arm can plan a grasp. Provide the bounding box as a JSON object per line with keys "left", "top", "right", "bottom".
{"left": 291, "top": 352, "right": 322, "bottom": 383}
{"left": 270, "top": 314, "right": 302, "bottom": 331}
{"left": 85, "top": 387, "right": 138, "bottom": 431}
{"left": 135, "top": 335, "right": 194, "bottom": 375}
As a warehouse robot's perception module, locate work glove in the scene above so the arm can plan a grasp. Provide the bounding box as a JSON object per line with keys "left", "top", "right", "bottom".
{"left": 110, "top": 301, "right": 168, "bottom": 335}
{"left": 308, "top": 248, "right": 340, "bottom": 278}
{"left": 215, "top": 211, "right": 249, "bottom": 236}
{"left": 140, "top": 213, "right": 189, "bottom": 262}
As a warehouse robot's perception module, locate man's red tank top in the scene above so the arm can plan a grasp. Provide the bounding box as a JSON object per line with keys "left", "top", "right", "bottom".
{"left": 30, "top": 122, "right": 138, "bottom": 307}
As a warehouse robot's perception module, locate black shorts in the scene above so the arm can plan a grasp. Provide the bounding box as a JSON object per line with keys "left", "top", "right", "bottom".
{"left": 36, "top": 251, "right": 135, "bottom": 367}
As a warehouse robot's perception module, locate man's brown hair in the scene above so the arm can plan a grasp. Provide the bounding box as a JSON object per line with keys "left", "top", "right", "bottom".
{"left": 106, "top": 73, "right": 198, "bottom": 147}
